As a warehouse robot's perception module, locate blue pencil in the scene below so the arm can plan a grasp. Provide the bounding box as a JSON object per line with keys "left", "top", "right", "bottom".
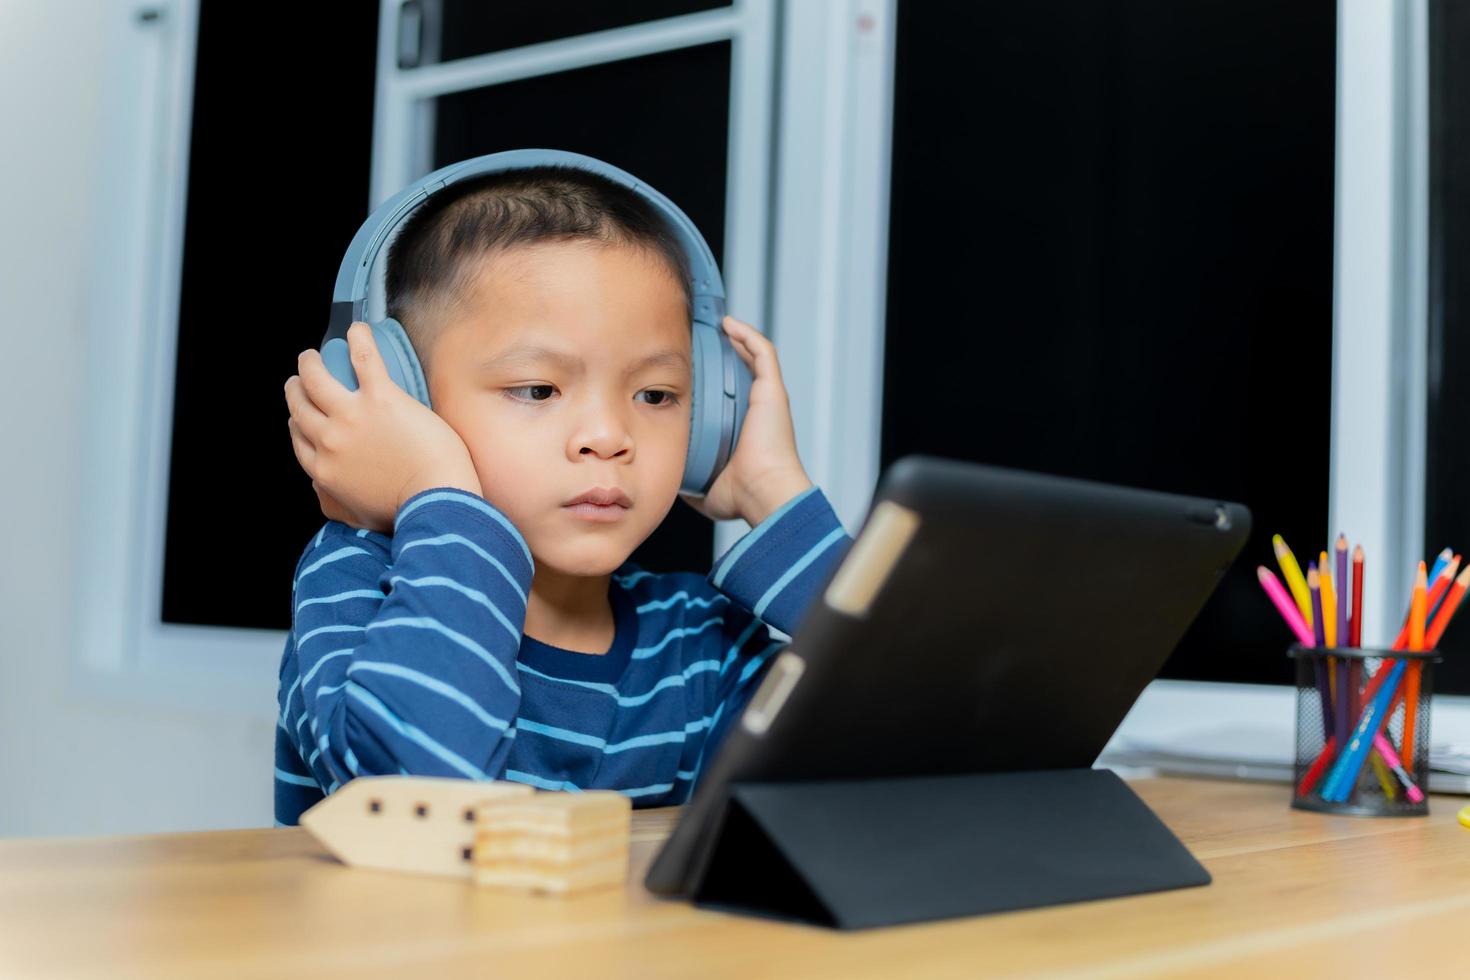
{"left": 1428, "top": 547, "right": 1453, "bottom": 587}
{"left": 1322, "top": 659, "right": 1407, "bottom": 802}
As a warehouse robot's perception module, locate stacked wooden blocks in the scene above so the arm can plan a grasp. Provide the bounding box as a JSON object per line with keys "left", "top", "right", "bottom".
{"left": 472, "top": 790, "right": 632, "bottom": 895}
{"left": 298, "top": 775, "right": 631, "bottom": 896}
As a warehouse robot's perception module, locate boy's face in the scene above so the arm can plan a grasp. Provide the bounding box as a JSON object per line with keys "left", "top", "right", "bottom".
{"left": 425, "top": 240, "right": 692, "bottom": 578}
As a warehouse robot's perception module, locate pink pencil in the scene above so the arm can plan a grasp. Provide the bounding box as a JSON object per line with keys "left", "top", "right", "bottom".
{"left": 1372, "top": 734, "right": 1426, "bottom": 803}
{"left": 1258, "top": 567, "right": 1315, "bottom": 646}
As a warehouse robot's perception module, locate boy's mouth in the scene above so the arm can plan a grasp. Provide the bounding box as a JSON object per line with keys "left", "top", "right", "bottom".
{"left": 562, "top": 486, "right": 632, "bottom": 523}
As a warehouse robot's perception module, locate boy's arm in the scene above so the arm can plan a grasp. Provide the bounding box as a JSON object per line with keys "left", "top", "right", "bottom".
{"left": 705, "top": 484, "right": 853, "bottom": 637}
{"left": 281, "top": 487, "right": 533, "bottom": 793}
{"left": 690, "top": 486, "right": 854, "bottom": 778}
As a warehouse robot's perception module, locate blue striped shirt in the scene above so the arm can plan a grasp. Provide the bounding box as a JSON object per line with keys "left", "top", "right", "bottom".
{"left": 274, "top": 484, "right": 852, "bottom": 825}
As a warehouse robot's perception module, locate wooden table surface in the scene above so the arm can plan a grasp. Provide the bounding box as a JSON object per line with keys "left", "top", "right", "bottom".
{"left": 2, "top": 776, "right": 1468, "bottom": 979}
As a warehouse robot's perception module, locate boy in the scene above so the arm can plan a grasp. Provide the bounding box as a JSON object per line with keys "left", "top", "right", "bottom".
{"left": 275, "top": 166, "right": 853, "bottom": 825}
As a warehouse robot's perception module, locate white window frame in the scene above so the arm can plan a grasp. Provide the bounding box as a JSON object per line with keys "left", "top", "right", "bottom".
{"left": 69, "top": 0, "right": 781, "bottom": 719}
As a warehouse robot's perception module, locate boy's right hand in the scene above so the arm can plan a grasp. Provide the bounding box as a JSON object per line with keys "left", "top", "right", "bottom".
{"left": 284, "top": 322, "right": 483, "bottom": 534}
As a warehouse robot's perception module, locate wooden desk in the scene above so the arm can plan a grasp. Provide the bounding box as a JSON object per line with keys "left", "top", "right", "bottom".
{"left": 1, "top": 776, "right": 1468, "bottom": 978}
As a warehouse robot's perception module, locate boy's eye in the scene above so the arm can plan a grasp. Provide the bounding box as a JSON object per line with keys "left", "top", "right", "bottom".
{"left": 504, "top": 384, "right": 557, "bottom": 402}
{"left": 638, "top": 390, "right": 680, "bottom": 407}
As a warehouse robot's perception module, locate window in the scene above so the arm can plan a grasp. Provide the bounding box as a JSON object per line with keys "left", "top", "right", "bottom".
{"left": 72, "top": 0, "right": 777, "bottom": 714}
{"left": 157, "top": 1, "right": 771, "bottom": 630}
{"left": 161, "top": 3, "right": 379, "bottom": 629}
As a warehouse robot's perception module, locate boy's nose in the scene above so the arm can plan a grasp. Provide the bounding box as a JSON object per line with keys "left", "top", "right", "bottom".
{"left": 571, "top": 421, "right": 634, "bottom": 462}
{"left": 579, "top": 443, "right": 629, "bottom": 459}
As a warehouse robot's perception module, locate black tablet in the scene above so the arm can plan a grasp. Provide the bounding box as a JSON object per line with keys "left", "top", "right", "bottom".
{"left": 645, "top": 455, "right": 1250, "bottom": 898}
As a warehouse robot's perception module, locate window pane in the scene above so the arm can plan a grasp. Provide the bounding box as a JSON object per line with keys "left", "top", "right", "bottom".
{"left": 881, "top": 0, "right": 1337, "bottom": 685}
{"left": 432, "top": 41, "right": 732, "bottom": 575}
{"left": 1425, "top": 0, "right": 1470, "bottom": 694}
{"left": 422, "top": 0, "right": 731, "bottom": 64}
{"left": 161, "top": 3, "right": 379, "bottom": 629}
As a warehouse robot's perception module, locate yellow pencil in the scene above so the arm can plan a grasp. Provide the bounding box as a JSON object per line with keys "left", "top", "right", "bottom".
{"left": 1369, "top": 754, "right": 1398, "bottom": 800}
{"left": 1273, "top": 534, "right": 1313, "bottom": 626}
{"left": 1319, "top": 550, "right": 1338, "bottom": 648}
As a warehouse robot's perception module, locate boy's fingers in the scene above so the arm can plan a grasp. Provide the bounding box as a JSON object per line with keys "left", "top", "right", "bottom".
{"left": 283, "top": 376, "right": 328, "bottom": 440}
{"left": 297, "top": 348, "right": 351, "bottom": 413}
{"left": 722, "top": 316, "right": 783, "bottom": 385}
{"left": 287, "top": 417, "right": 317, "bottom": 472}
{"left": 346, "top": 321, "right": 391, "bottom": 390}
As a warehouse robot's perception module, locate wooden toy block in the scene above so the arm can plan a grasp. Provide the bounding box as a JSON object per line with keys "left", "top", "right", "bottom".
{"left": 299, "top": 775, "right": 534, "bottom": 879}
{"left": 472, "top": 791, "right": 632, "bottom": 895}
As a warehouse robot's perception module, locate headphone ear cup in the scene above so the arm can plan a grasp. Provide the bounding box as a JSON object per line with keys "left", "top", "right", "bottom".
{"left": 371, "top": 318, "right": 432, "bottom": 408}
{"left": 319, "top": 319, "right": 432, "bottom": 408}
{"left": 681, "top": 319, "right": 752, "bottom": 496}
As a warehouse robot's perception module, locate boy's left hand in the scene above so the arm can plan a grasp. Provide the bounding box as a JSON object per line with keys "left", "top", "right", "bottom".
{"left": 680, "top": 316, "right": 813, "bottom": 527}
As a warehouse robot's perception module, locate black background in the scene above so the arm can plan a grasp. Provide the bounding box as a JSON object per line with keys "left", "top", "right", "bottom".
{"left": 1425, "top": 0, "right": 1470, "bottom": 693}
{"left": 881, "top": 1, "right": 1338, "bottom": 686}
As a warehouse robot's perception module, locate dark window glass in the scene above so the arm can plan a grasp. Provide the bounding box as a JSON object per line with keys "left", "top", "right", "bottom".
{"left": 1425, "top": 1, "right": 1470, "bottom": 694}
{"left": 161, "top": 4, "right": 378, "bottom": 628}
{"left": 432, "top": 41, "right": 732, "bottom": 575}
{"left": 416, "top": 0, "right": 730, "bottom": 65}
{"left": 164, "top": 12, "right": 731, "bottom": 626}
{"left": 881, "top": 1, "right": 1337, "bottom": 685}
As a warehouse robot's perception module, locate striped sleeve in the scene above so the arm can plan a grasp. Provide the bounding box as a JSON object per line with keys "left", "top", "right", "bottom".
{"left": 707, "top": 485, "right": 853, "bottom": 636}
{"left": 284, "top": 487, "right": 534, "bottom": 792}
{"left": 274, "top": 714, "right": 322, "bottom": 825}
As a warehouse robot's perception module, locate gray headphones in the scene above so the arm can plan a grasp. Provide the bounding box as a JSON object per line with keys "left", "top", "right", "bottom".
{"left": 320, "top": 148, "right": 752, "bottom": 496}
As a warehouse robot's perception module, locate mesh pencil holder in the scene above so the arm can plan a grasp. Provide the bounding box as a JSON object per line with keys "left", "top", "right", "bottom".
{"left": 1289, "top": 644, "right": 1439, "bottom": 817}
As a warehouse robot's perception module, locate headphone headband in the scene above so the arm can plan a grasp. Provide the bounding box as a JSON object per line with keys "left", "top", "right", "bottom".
{"left": 326, "top": 149, "right": 726, "bottom": 338}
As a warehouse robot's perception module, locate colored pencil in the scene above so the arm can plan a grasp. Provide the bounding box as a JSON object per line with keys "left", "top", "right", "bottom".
{"left": 1428, "top": 547, "right": 1454, "bottom": 588}
{"left": 1297, "top": 702, "right": 1426, "bottom": 800}
{"left": 1373, "top": 733, "right": 1426, "bottom": 803}
{"left": 1396, "top": 563, "right": 1429, "bottom": 771}
{"left": 1297, "top": 735, "right": 1336, "bottom": 795}
{"left": 1257, "top": 567, "right": 1315, "bottom": 646}
{"left": 1383, "top": 563, "right": 1470, "bottom": 759}
{"left": 1319, "top": 554, "right": 1338, "bottom": 706}
{"left": 1350, "top": 545, "right": 1364, "bottom": 647}
{"left": 1306, "top": 566, "right": 1333, "bottom": 736}
{"left": 1322, "top": 659, "right": 1407, "bottom": 802}
{"left": 1327, "top": 545, "right": 1348, "bottom": 754}
{"left": 1425, "top": 563, "right": 1470, "bottom": 649}
{"left": 1392, "top": 558, "right": 1457, "bottom": 649}
{"left": 1309, "top": 566, "right": 1326, "bottom": 648}
{"left": 1273, "top": 534, "right": 1314, "bottom": 626}
{"left": 1335, "top": 536, "right": 1349, "bottom": 648}
{"left": 1369, "top": 753, "right": 1398, "bottom": 800}
{"left": 1348, "top": 544, "right": 1364, "bottom": 745}
{"left": 1320, "top": 552, "right": 1338, "bottom": 648}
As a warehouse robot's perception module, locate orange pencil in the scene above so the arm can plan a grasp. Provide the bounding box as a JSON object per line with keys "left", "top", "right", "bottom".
{"left": 1320, "top": 551, "right": 1338, "bottom": 701}
{"left": 1403, "top": 563, "right": 1429, "bottom": 769}
{"left": 1425, "top": 563, "right": 1470, "bottom": 649}
{"left": 1385, "top": 559, "right": 1464, "bottom": 721}
{"left": 1320, "top": 551, "right": 1338, "bottom": 648}
{"left": 1392, "top": 558, "right": 1458, "bottom": 649}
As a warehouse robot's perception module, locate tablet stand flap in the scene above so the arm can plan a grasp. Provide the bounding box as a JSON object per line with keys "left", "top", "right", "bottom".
{"left": 688, "top": 768, "right": 1211, "bottom": 930}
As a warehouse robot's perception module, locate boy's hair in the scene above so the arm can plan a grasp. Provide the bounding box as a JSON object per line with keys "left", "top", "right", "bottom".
{"left": 384, "top": 165, "right": 694, "bottom": 363}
